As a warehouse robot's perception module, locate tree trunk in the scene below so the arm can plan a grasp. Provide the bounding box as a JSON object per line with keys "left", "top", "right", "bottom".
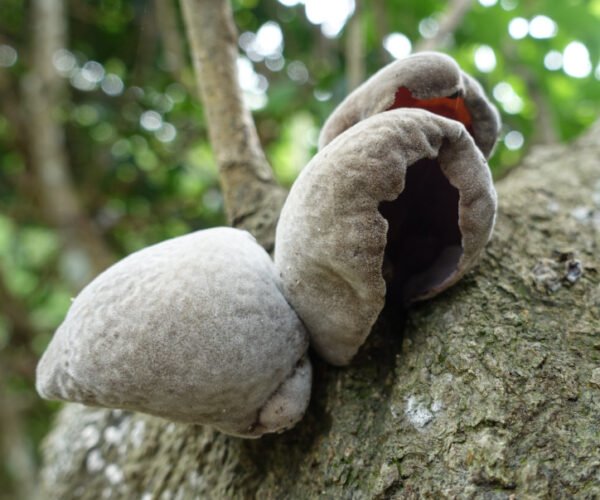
{"left": 22, "top": 0, "right": 114, "bottom": 289}
{"left": 37, "top": 121, "right": 600, "bottom": 499}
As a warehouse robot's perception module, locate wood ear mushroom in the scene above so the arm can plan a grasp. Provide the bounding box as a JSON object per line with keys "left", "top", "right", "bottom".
{"left": 36, "top": 228, "right": 312, "bottom": 438}
{"left": 275, "top": 109, "right": 497, "bottom": 366}
{"left": 318, "top": 52, "right": 500, "bottom": 158}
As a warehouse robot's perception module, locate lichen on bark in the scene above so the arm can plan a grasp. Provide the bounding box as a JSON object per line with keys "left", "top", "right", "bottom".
{"left": 37, "top": 122, "right": 600, "bottom": 499}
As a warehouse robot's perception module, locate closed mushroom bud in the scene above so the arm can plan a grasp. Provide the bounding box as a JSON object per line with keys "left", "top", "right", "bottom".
{"left": 318, "top": 52, "right": 500, "bottom": 158}
{"left": 275, "top": 109, "right": 496, "bottom": 366}
{"left": 36, "top": 227, "right": 312, "bottom": 438}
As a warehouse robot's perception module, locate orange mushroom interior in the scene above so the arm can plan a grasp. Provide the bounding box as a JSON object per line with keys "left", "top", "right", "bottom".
{"left": 387, "top": 87, "right": 474, "bottom": 135}
{"left": 379, "top": 157, "right": 462, "bottom": 305}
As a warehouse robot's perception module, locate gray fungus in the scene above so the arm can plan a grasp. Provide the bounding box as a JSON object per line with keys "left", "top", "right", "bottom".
{"left": 274, "top": 52, "right": 500, "bottom": 366}
{"left": 275, "top": 109, "right": 497, "bottom": 366}
{"left": 37, "top": 52, "right": 499, "bottom": 436}
{"left": 36, "top": 228, "right": 312, "bottom": 438}
{"left": 318, "top": 52, "right": 500, "bottom": 158}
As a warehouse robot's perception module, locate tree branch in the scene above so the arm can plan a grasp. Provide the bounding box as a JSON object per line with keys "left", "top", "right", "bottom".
{"left": 179, "top": 0, "right": 287, "bottom": 251}
{"left": 372, "top": 0, "right": 391, "bottom": 64}
{"left": 510, "top": 57, "right": 558, "bottom": 145}
{"left": 414, "top": 0, "right": 472, "bottom": 53}
{"left": 345, "top": 0, "right": 366, "bottom": 91}
{"left": 132, "top": 3, "right": 159, "bottom": 86}
{"left": 155, "top": 0, "right": 186, "bottom": 78}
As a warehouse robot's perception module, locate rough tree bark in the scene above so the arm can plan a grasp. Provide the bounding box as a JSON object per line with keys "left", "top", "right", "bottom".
{"left": 36, "top": 0, "right": 600, "bottom": 497}
{"left": 37, "top": 122, "right": 600, "bottom": 500}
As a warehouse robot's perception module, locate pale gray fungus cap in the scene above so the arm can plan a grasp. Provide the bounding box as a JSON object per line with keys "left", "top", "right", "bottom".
{"left": 318, "top": 52, "right": 501, "bottom": 159}
{"left": 36, "top": 227, "right": 312, "bottom": 438}
{"left": 275, "top": 109, "right": 497, "bottom": 366}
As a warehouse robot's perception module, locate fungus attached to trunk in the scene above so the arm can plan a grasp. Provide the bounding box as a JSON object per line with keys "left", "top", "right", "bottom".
{"left": 275, "top": 109, "right": 496, "bottom": 366}
{"left": 318, "top": 52, "right": 500, "bottom": 158}
{"left": 36, "top": 228, "right": 312, "bottom": 438}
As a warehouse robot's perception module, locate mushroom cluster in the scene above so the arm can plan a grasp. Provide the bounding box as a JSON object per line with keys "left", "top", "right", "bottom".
{"left": 275, "top": 109, "right": 496, "bottom": 366}
{"left": 37, "top": 52, "right": 499, "bottom": 437}
{"left": 275, "top": 52, "right": 499, "bottom": 366}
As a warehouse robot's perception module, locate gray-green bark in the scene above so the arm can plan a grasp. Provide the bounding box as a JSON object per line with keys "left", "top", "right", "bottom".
{"left": 37, "top": 123, "right": 600, "bottom": 499}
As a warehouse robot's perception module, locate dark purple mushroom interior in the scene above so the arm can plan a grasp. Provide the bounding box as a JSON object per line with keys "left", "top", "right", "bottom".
{"left": 379, "top": 157, "right": 462, "bottom": 305}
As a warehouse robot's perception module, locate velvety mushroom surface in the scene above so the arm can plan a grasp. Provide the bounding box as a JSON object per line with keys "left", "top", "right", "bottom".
{"left": 318, "top": 52, "right": 500, "bottom": 158}
{"left": 36, "top": 228, "right": 312, "bottom": 438}
{"left": 275, "top": 109, "right": 496, "bottom": 366}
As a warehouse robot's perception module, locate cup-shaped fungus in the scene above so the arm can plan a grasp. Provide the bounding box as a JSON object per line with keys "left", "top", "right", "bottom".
{"left": 36, "top": 228, "right": 312, "bottom": 438}
{"left": 318, "top": 52, "right": 500, "bottom": 159}
{"left": 275, "top": 109, "right": 497, "bottom": 366}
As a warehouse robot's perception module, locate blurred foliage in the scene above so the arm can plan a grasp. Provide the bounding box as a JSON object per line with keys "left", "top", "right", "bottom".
{"left": 0, "top": 0, "right": 599, "bottom": 496}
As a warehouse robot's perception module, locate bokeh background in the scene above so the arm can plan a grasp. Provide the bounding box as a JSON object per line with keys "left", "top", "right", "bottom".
{"left": 0, "top": 0, "right": 599, "bottom": 496}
